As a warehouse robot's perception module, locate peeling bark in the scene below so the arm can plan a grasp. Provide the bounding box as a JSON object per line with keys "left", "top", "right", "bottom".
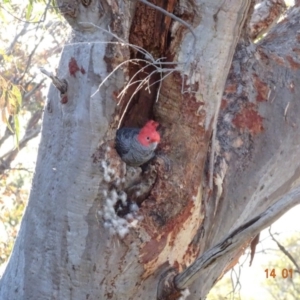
{"left": 249, "top": 0, "right": 286, "bottom": 40}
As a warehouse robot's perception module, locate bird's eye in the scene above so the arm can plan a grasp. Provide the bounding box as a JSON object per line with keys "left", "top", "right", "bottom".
{"left": 146, "top": 136, "right": 150, "bottom": 140}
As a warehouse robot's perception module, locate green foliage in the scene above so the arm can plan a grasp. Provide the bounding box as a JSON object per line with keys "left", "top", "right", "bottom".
{"left": 0, "top": 75, "right": 22, "bottom": 146}
{"left": 0, "top": 0, "right": 60, "bottom": 22}
{"left": 25, "top": 0, "right": 34, "bottom": 20}
{"left": 0, "top": 170, "right": 29, "bottom": 265}
{"left": 207, "top": 276, "right": 233, "bottom": 300}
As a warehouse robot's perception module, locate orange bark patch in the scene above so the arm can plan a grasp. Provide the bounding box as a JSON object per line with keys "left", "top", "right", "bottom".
{"left": 68, "top": 57, "right": 86, "bottom": 77}
{"left": 182, "top": 241, "right": 201, "bottom": 268}
{"left": 269, "top": 53, "right": 285, "bottom": 66}
{"left": 225, "top": 83, "right": 237, "bottom": 94}
{"left": 220, "top": 99, "right": 228, "bottom": 110}
{"left": 253, "top": 75, "right": 269, "bottom": 102}
{"left": 139, "top": 197, "right": 203, "bottom": 278}
{"left": 69, "top": 57, "right": 80, "bottom": 77}
{"left": 139, "top": 233, "right": 168, "bottom": 264}
{"left": 60, "top": 95, "right": 68, "bottom": 104}
{"left": 286, "top": 55, "right": 300, "bottom": 70}
{"left": 232, "top": 104, "right": 264, "bottom": 135}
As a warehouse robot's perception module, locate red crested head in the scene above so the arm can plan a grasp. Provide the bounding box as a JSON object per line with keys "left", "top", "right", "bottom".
{"left": 137, "top": 120, "right": 160, "bottom": 147}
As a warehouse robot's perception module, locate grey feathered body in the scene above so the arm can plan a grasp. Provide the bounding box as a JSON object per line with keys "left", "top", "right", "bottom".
{"left": 115, "top": 127, "right": 157, "bottom": 167}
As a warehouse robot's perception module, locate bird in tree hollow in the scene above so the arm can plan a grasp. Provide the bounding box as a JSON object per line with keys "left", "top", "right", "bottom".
{"left": 115, "top": 120, "right": 161, "bottom": 167}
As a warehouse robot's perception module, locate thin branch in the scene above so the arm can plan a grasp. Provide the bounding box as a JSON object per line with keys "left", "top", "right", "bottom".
{"left": 155, "top": 59, "right": 163, "bottom": 103}
{"left": 37, "top": 0, "right": 52, "bottom": 26}
{"left": 23, "top": 79, "right": 46, "bottom": 100}
{"left": 118, "top": 69, "right": 159, "bottom": 127}
{"left": 8, "top": 167, "right": 34, "bottom": 173}
{"left": 0, "top": 116, "right": 14, "bottom": 148}
{"left": 0, "top": 0, "right": 51, "bottom": 24}
{"left": 79, "top": 22, "right": 156, "bottom": 61}
{"left": 16, "top": 34, "right": 45, "bottom": 83}
{"left": 0, "top": 109, "right": 42, "bottom": 173}
{"left": 0, "top": 126, "right": 41, "bottom": 174}
{"left": 269, "top": 228, "right": 300, "bottom": 273}
{"left": 39, "top": 67, "right": 68, "bottom": 94}
{"left": 229, "top": 267, "right": 242, "bottom": 300}
{"left": 138, "top": 0, "right": 196, "bottom": 40}
{"left": 5, "top": 22, "right": 30, "bottom": 56}
{"left": 77, "top": 22, "right": 187, "bottom": 66}
{"left": 0, "top": 5, "right": 42, "bottom": 24}
{"left": 174, "top": 187, "right": 300, "bottom": 289}
{"left": 91, "top": 58, "right": 152, "bottom": 98}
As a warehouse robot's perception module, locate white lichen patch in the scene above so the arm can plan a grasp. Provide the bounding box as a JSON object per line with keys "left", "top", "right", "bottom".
{"left": 99, "top": 189, "right": 141, "bottom": 238}
{"left": 118, "top": 191, "right": 127, "bottom": 205}
{"left": 101, "top": 160, "right": 115, "bottom": 183}
{"left": 178, "top": 288, "right": 190, "bottom": 300}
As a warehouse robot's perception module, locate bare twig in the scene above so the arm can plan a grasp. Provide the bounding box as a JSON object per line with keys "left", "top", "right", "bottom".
{"left": 17, "top": 34, "right": 45, "bottom": 83}
{"left": 0, "top": 5, "right": 41, "bottom": 24}
{"left": 9, "top": 167, "right": 34, "bottom": 173}
{"left": 39, "top": 67, "right": 68, "bottom": 94}
{"left": 24, "top": 79, "right": 46, "bottom": 100}
{"left": 79, "top": 22, "right": 155, "bottom": 61}
{"left": 0, "top": 126, "right": 41, "bottom": 174}
{"left": 37, "top": 0, "right": 52, "bottom": 25}
{"left": 229, "top": 267, "right": 242, "bottom": 299}
{"left": 269, "top": 228, "right": 300, "bottom": 273}
{"left": 5, "top": 23, "right": 30, "bottom": 56}
{"left": 0, "top": 107, "right": 42, "bottom": 175}
{"left": 155, "top": 58, "right": 163, "bottom": 103}
{"left": 0, "top": 0, "right": 51, "bottom": 24}
{"left": 0, "top": 116, "right": 14, "bottom": 148}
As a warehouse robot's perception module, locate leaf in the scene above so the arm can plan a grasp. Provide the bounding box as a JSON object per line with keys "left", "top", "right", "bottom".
{"left": 0, "top": 90, "right": 5, "bottom": 110}
{"left": 5, "top": 90, "right": 14, "bottom": 114}
{"left": 11, "top": 84, "right": 22, "bottom": 107}
{"left": 25, "top": 1, "right": 33, "bottom": 21}
{"left": 1, "top": 108, "right": 13, "bottom": 133}
{"left": 0, "top": 76, "right": 8, "bottom": 109}
{"left": 0, "top": 9, "right": 5, "bottom": 21}
{"left": 0, "top": 76, "right": 22, "bottom": 147}
{"left": 0, "top": 97, "right": 5, "bottom": 111}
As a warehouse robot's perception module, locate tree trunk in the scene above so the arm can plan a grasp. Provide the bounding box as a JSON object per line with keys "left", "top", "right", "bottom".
{"left": 1, "top": 1, "right": 300, "bottom": 299}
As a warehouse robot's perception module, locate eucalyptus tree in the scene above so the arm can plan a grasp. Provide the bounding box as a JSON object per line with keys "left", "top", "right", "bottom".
{"left": 1, "top": 1, "right": 300, "bottom": 299}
